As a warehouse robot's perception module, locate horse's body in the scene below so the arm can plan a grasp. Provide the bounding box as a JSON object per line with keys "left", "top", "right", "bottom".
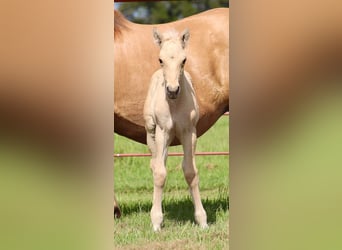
{"left": 143, "top": 29, "right": 207, "bottom": 231}
{"left": 114, "top": 8, "right": 229, "bottom": 145}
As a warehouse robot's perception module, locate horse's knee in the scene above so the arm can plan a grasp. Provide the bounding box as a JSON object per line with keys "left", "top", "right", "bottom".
{"left": 184, "top": 172, "right": 199, "bottom": 187}
{"left": 145, "top": 116, "right": 156, "bottom": 137}
{"left": 152, "top": 167, "right": 167, "bottom": 188}
{"left": 182, "top": 163, "right": 199, "bottom": 187}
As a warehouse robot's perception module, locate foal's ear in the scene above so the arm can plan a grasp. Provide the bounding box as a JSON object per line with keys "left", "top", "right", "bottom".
{"left": 153, "top": 28, "right": 163, "bottom": 47}
{"left": 180, "top": 28, "right": 190, "bottom": 48}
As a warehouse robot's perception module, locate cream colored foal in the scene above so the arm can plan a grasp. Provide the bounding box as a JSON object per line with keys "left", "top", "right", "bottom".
{"left": 144, "top": 28, "right": 207, "bottom": 231}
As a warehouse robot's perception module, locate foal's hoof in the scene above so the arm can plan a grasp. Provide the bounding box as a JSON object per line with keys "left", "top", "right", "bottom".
{"left": 195, "top": 212, "right": 208, "bottom": 229}
{"left": 152, "top": 225, "right": 162, "bottom": 232}
{"left": 114, "top": 206, "right": 121, "bottom": 219}
{"left": 200, "top": 223, "right": 209, "bottom": 230}
{"left": 151, "top": 210, "right": 163, "bottom": 232}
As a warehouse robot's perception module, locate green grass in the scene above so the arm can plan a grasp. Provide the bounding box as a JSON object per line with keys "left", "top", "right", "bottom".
{"left": 114, "top": 116, "right": 229, "bottom": 249}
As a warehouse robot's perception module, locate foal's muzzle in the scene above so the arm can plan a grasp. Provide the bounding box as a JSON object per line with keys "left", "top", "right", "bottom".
{"left": 166, "top": 85, "right": 180, "bottom": 99}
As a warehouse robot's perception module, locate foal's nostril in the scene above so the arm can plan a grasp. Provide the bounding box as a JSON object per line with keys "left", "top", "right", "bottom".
{"left": 166, "top": 85, "right": 180, "bottom": 99}
{"left": 167, "top": 86, "right": 180, "bottom": 94}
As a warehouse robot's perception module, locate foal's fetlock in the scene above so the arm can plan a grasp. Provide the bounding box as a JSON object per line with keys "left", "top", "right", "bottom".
{"left": 151, "top": 211, "right": 163, "bottom": 232}
{"left": 195, "top": 211, "right": 208, "bottom": 229}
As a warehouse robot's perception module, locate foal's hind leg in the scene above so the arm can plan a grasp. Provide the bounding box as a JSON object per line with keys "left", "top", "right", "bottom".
{"left": 149, "top": 126, "right": 170, "bottom": 231}
{"left": 181, "top": 129, "right": 208, "bottom": 228}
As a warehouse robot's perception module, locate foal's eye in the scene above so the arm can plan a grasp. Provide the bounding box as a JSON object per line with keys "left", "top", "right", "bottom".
{"left": 159, "top": 59, "right": 163, "bottom": 65}
{"left": 182, "top": 58, "right": 187, "bottom": 65}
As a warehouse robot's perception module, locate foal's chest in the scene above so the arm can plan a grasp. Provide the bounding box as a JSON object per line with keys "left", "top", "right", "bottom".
{"left": 155, "top": 98, "right": 198, "bottom": 132}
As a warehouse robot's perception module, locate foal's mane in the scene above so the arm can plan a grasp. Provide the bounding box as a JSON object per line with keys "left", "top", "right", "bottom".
{"left": 114, "top": 10, "right": 129, "bottom": 39}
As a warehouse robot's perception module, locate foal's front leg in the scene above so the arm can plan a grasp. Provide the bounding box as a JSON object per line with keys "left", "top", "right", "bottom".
{"left": 181, "top": 129, "right": 208, "bottom": 228}
{"left": 149, "top": 125, "right": 170, "bottom": 231}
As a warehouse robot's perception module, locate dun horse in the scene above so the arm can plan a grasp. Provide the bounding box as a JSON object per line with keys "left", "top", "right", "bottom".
{"left": 144, "top": 29, "right": 207, "bottom": 231}
{"left": 114, "top": 8, "right": 229, "bottom": 144}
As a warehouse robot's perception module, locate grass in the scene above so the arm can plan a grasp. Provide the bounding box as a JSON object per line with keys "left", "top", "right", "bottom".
{"left": 114, "top": 116, "right": 229, "bottom": 249}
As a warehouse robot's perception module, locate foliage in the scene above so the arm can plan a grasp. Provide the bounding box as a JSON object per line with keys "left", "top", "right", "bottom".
{"left": 117, "top": 0, "right": 229, "bottom": 23}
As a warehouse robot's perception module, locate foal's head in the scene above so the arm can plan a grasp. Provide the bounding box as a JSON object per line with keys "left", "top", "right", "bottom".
{"left": 153, "top": 28, "right": 190, "bottom": 99}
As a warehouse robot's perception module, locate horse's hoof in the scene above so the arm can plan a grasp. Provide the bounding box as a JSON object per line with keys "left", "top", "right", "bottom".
{"left": 114, "top": 206, "right": 121, "bottom": 219}
{"left": 152, "top": 225, "right": 161, "bottom": 232}
{"left": 151, "top": 210, "right": 163, "bottom": 232}
{"left": 195, "top": 212, "right": 207, "bottom": 229}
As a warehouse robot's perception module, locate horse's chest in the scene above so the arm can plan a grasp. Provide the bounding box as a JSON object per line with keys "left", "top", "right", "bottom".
{"left": 155, "top": 101, "right": 198, "bottom": 132}
{"left": 155, "top": 109, "right": 173, "bottom": 130}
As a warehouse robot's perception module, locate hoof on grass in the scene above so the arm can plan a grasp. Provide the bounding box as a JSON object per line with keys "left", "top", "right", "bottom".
{"left": 114, "top": 206, "right": 121, "bottom": 219}
{"left": 200, "top": 223, "right": 209, "bottom": 230}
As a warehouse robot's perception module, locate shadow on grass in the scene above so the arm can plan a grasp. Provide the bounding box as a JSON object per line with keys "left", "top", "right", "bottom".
{"left": 119, "top": 195, "right": 229, "bottom": 224}
{"left": 165, "top": 196, "right": 229, "bottom": 224}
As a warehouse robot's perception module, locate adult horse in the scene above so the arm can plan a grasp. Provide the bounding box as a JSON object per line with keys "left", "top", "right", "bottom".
{"left": 114, "top": 8, "right": 229, "bottom": 145}
{"left": 144, "top": 28, "right": 207, "bottom": 231}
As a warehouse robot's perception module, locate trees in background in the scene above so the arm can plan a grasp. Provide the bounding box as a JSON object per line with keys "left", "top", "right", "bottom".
{"left": 117, "top": 1, "right": 229, "bottom": 23}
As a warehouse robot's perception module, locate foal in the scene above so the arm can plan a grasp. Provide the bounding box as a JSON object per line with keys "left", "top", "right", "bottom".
{"left": 144, "top": 28, "right": 208, "bottom": 231}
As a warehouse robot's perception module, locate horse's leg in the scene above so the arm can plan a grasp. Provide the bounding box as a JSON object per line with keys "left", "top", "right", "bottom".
{"left": 181, "top": 128, "right": 208, "bottom": 228}
{"left": 114, "top": 192, "right": 121, "bottom": 219}
{"left": 149, "top": 125, "right": 170, "bottom": 231}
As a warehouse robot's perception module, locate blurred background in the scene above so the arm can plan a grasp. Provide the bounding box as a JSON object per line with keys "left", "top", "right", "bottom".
{"left": 115, "top": 0, "right": 229, "bottom": 23}
{"left": 2, "top": 1, "right": 342, "bottom": 250}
